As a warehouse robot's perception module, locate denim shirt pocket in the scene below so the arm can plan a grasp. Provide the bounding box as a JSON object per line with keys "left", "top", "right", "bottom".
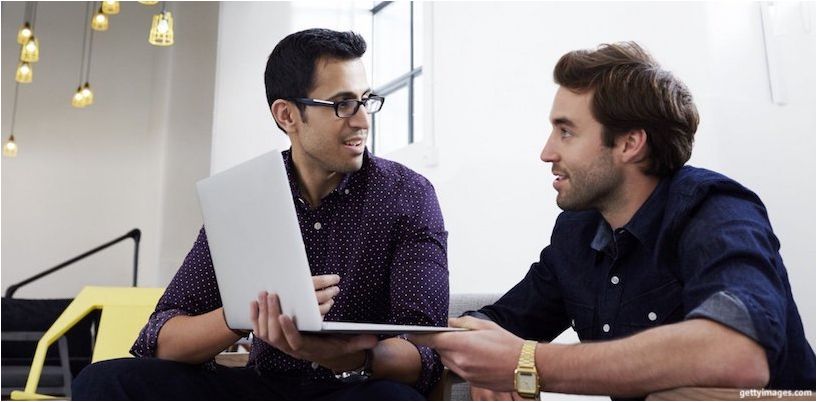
{"left": 564, "top": 300, "right": 596, "bottom": 341}
{"left": 620, "top": 280, "right": 684, "bottom": 331}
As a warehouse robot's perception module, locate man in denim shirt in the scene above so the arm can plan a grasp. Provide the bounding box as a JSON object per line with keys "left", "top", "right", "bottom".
{"left": 413, "top": 42, "right": 815, "bottom": 399}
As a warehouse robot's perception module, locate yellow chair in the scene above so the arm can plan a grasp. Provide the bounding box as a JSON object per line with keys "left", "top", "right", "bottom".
{"left": 10, "top": 286, "right": 164, "bottom": 401}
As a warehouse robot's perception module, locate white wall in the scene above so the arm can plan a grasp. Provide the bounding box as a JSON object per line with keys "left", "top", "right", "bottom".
{"left": 209, "top": 2, "right": 815, "bottom": 348}
{"left": 1, "top": 2, "right": 218, "bottom": 296}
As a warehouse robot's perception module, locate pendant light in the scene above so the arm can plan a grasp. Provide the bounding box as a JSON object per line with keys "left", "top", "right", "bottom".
{"left": 91, "top": 3, "right": 109, "bottom": 31}
{"left": 73, "top": 2, "right": 96, "bottom": 108}
{"left": 148, "top": 2, "right": 174, "bottom": 46}
{"left": 4, "top": 84, "right": 23, "bottom": 158}
{"left": 15, "top": 62, "right": 33, "bottom": 83}
{"left": 101, "top": 0, "right": 120, "bottom": 14}
{"left": 20, "top": 36, "right": 40, "bottom": 62}
{"left": 15, "top": 2, "right": 38, "bottom": 83}
{"left": 16, "top": 22, "right": 32, "bottom": 44}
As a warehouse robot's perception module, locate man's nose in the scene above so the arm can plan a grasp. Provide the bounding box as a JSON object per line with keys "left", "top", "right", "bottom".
{"left": 348, "top": 105, "right": 370, "bottom": 130}
{"left": 541, "top": 135, "right": 558, "bottom": 163}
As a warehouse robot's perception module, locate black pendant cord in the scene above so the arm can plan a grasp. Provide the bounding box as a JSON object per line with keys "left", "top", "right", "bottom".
{"left": 79, "top": 2, "right": 91, "bottom": 87}
{"left": 23, "top": 2, "right": 31, "bottom": 27}
{"left": 10, "top": 83, "right": 21, "bottom": 135}
{"left": 30, "top": 2, "right": 38, "bottom": 30}
{"left": 85, "top": 2, "right": 96, "bottom": 84}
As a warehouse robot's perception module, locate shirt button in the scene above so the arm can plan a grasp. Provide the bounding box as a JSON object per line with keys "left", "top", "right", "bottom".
{"left": 570, "top": 319, "right": 575, "bottom": 327}
{"left": 602, "top": 324, "right": 610, "bottom": 333}
{"left": 610, "top": 276, "right": 620, "bottom": 285}
{"left": 344, "top": 189, "right": 350, "bottom": 195}
{"left": 314, "top": 222, "right": 322, "bottom": 230}
{"left": 648, "top": 312, "right": 657, "bottom": 321}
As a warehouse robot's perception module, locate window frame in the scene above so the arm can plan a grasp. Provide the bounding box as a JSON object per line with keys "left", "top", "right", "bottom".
{"left": 369, "top": 1, "right": 422, "bottom": 155}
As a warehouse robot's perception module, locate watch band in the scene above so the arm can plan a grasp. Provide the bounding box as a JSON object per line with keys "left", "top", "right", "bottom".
{"left": 333, "top": 349, "right": 373, "bottom": 383}
{"left": 515, "top": 340, "right": 540, "bottom": 400}
{"left": 518, "top": 340, "right": 537, "bottom": 369}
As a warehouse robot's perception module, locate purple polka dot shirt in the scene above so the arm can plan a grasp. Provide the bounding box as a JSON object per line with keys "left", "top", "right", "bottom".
{"left": 131, "top": 149, "right": 449, "bottom": 394}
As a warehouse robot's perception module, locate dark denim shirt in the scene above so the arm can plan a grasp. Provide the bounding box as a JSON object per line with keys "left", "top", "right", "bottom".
{"left": 132, "top": 149, "right": 449, "bottom": 394}
{"left": 479, "top": 166, "right": 815, "bottom": 391}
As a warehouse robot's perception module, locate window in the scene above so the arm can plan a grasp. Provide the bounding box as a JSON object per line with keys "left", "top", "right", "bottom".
{"left": 368, "top": 1, "right": 424, "bottom": 156}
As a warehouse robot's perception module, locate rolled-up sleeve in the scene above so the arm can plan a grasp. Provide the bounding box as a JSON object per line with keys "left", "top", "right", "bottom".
{"left": 388, "top": 177, "right": 448, "bottom": 395}
{"left": 130, "top": 227, "right": 223, "bottom": 357}
{"left": 678, "top": 193, "right": 788, "bottom": 373}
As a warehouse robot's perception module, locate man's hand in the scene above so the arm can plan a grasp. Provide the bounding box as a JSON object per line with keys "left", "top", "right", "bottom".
{"left": 312, "top": 274, "right": 341, "bottom": 316}
{"left": 250, "top": 275, "right": 377, "bottom": 371}
{"left": 411, "top": 316, "right": 525, "bottom": 391}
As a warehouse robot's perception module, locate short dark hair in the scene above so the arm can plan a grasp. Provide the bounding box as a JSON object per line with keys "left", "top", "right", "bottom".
{"left": 553, "top": 42, "right": 699, "bottom": 177}
{"left": 264, "top": 28, "right": 366, "bottom": 129}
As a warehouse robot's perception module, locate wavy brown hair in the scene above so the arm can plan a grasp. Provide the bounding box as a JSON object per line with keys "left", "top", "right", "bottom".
{"left": 554, "top": 42, "right": 699, "bottom": 177}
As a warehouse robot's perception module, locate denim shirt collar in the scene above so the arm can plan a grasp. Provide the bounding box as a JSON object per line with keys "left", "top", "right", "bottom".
{"left": 591, "top": 177, "right": 670, "bottom": 255}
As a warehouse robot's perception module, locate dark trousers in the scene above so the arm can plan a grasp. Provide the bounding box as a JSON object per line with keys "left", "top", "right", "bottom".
{"left": 72, "top": 358, "right": 425, "bottom": 400}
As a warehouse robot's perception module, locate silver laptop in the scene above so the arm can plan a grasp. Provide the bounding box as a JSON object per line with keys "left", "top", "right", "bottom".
{"left": 196, "top": 150, "right": 465, "bottom": 335}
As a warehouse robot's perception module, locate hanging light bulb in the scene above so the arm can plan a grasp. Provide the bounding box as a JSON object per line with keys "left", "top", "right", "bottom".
{"left": 148, "top": 11, "right": 174, "bottom": 46}
{"left": 72, "top": 86, "right": 86, "bottom": 108}
{"left": 101, "top": 1, "right": 120, "bottom": 15}
{"left": 20, "top": 36, "right": 39, "bottom": 63}
{"left": 81, "top": 82, "right": 94, "bottom": 106}
{"left": 138, "top": 1, "right": 158, "bottom": 4}
{"left": 17, "top": 22, "right": 33, "bottom": 44}
{"left": 91, "top": 6, "right": 109, "bottom": 31}
{"left": 4, "top": 135, "right": 19, "bottom": 158}
{"left": 15, "top": 62, "right": 33, "bottom": 83}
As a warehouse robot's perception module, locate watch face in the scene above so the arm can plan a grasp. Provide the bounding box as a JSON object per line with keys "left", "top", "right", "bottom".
{"left": 516, "top": 371, "right": 537, "bottom": 393}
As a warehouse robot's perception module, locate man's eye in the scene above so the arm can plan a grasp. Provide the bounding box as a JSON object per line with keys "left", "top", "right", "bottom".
{"left": 560, "top": 128, "right": 572, "bottom": 138}
{"left": 338, "top": 100, "right": 356, "bottom": 110}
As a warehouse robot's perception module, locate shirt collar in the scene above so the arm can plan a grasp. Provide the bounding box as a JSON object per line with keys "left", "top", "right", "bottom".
{"left": 281, "top": 148, "right": 368, "bottom": 204}
{"left": 623, "top": 177, "right": 669, "bottom": 252}
{"left": 590, "top": 177, "right": 670, "bottom": 255}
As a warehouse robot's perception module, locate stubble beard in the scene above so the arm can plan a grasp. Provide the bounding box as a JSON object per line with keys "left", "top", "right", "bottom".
{"left": 556, "top": 151, "right": 621, "bottom": 212}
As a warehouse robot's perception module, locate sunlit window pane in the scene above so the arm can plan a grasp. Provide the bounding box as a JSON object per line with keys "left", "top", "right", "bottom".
{"left": 373, "top": 85, "right": 409, "bottom": 155}
{"left": 412, "top": 2, "right": 423, "bottom": 68}
{"left": 413, "top": 73, "right": 423, "bottom": 143}
{"left": 372, "top": 2, "right": 410, "bottom": 88}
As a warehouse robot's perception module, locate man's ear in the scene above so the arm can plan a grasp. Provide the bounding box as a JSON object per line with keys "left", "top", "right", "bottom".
{"left": 617, "top": 128, "right": 650, "bottom": 165}
{"left": 271, "top": 99, "right": 300, "bottom": 134}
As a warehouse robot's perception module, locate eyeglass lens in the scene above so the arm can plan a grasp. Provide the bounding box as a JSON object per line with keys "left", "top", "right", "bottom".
{"left": 337, "top": 98, "right": 383, "bottom": 117}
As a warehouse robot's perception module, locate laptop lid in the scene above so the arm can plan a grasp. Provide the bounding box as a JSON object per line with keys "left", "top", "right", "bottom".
{"left": 197, "top": 150, "right": 325, "bottom": 331}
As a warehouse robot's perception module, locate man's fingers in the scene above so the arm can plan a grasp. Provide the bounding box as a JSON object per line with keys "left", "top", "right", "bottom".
{"left": 278, "top": 314, "right": 303, "bottom": 353}
{"left": 256, "top": 292, "right": 268, "bottom": 340}
{"left": 315, "top": 285, "right": 340, "bottom": 304}
{"left": 266, "top": 293, "right": 284, "bottom": 343}
{"left": 346, "top": 334, "right": 378, "bottom": 352}
{"left": 250, "top": 300, "right": 260, "bottom": 337}
{"left": 312, "top": 274, "right": 340, "bottom": 290}
{"left": 318, "top": 298, "right": 334, "bottom": 316}
{"left": 448, "top": 316, "right": 495, "bottom": 330}
{"left": 408, "top": 332, "right": 453, "bottom": 349}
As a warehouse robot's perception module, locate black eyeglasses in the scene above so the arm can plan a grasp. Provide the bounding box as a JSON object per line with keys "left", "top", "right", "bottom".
{"left": 289, "top": 95, "right": 385, "bottom": 118}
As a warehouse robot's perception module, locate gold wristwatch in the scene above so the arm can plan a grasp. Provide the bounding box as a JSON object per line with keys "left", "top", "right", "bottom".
{"left": 514, "top": 340, "right": 540, "bottom": 400}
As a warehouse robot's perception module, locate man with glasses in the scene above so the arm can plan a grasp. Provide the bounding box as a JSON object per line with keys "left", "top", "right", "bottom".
{"left": 73, "top": 29, "right": 448, "bottom": 400}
